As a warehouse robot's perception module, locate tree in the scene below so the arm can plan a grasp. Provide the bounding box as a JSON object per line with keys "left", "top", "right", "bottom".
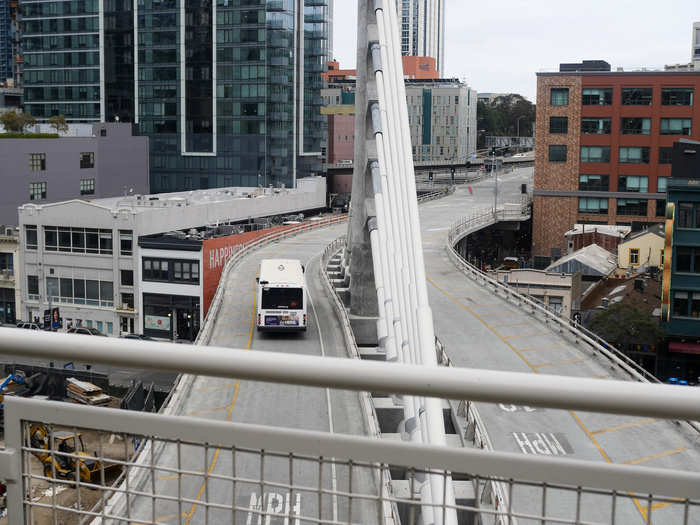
{"left": 476, "top": 94, "right": 535, "bottom": 148}
{"left": 588, "top": 303, "right": 665, "bottom": 347}
{"left": 0, "top": 110, "right": 36, "bottom": 133}
{"left": 48, "top": 114, "right": 69, "bottom": 134}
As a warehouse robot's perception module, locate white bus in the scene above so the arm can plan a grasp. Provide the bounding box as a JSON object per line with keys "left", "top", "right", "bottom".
{"left": 256, "top": 259, "right": 307, "bottom": 332}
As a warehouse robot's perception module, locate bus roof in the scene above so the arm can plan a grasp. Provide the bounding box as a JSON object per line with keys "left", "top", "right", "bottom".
{"left": 258, "top": 259, "right": 304, "bottom": 287}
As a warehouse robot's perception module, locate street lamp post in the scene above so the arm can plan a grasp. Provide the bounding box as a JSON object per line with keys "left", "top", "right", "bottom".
{"left": 492, "top": 148, "right": 498, "bottom": 213}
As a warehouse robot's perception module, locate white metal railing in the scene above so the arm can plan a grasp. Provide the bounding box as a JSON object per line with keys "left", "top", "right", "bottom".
{"left": 1, "top": 331, "right": 700, "bottom": 524}
{"left": 446, "top": 208, "right": 700, "bottom": 435}
{"left": 363, "top": 1, "right": 457, "bottom": 521}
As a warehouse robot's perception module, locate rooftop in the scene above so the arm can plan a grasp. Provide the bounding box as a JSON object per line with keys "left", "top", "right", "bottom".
{"left": 565, "top": 224, "right": 631, "bottom": 239}
{"left": 546, "top": 244, "right": 617, "bottom": 277}
{"left": 621, "top": 223, "right": 665, "bottom": 244}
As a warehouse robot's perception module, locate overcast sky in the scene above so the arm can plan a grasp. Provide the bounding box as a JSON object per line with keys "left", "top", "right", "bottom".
{"left": 333, "top": 1, "right": 700, "bottom": 101}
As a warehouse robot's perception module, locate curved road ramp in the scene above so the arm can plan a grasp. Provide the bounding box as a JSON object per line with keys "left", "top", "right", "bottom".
{"left": 0, "top": 175, "right": 696, "bottom": 524}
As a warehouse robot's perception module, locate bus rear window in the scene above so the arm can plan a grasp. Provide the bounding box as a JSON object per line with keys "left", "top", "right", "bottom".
{"left": 261, "top": 287, "right": 303, "bottom": 309}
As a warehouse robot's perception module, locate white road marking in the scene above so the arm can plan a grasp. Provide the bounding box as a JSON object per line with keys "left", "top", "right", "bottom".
{"left": 499, "top": 404, "right": 537, "bottom": 412}
{"left": 307, "top": 252, "right": 339, "bottom": 523}
{"left": 246, "top": 492, "right": 301, "bottom": 525}
{"left": 512, "top": 432, "right": 571, "bottom": 456}
{"left": 427, "top": 227, "right": 448, "bottom": 232}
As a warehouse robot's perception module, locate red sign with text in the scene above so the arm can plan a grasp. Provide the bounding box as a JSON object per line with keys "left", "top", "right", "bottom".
{"left": 202, "top": 225, "right": 296, "bottom": 317}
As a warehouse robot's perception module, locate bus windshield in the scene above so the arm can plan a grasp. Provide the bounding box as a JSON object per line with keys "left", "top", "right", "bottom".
{"left": 261, "top": 287, "right": 303, "bottom": 310}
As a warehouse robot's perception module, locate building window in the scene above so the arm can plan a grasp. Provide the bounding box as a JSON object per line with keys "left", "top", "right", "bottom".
{"left": 661, "top": 88, "right": 693, "bottom": 106}
{"left": 620, "top": 118, "right": 651, "bottom": 135}
{"left": 619, "top": 147, "right": 650, "bottom": 164}
{"left": 659, "top": 147, "right": 673, "bottom": 165}
{"left": 677, "top": 202, "right": 700, "bottom": 228}
{"left": 656, "top": 200, "right": 666, "bottom": 217}
{"left": 579, "top": 174, "right": 609, "bottom": 191}
{"left": 660, "top": 118, "right": 692, "bottom": 135}
{"left": 657, "top": 177, "right": 668, "bottom": 193}
{"left": 617, "top": 199, "right": 648, "bottom": 216}
{"left": 100, "top": 128, "right": 107, "bottom": 137}
{"left": 45, "top": 277, "right": 113, "bottom": 307}
{"left": 121, "top": 269, "right": 134, "bottom": 286}
{"left": 29, "top": 182, "right": 47, "bottom": 201}
{"left": 580, "top": 146, "right": 610, "bottom": 163}
{"left": 143, "top": 258, "right": 200, "bottom": 284}
{"left": 121, "top": 293, "right": 134, "bottom": 309}
{"left": 550, "top": 88, "right": 569, "bottom": 106}
{"left": 618, "top": 176, "right": 648, "bottom": 193}
{"left": 80, "top": 152, "right": 94, "bottom": 168}
{"left": 581, "top": 118, "right": 611, "bottom": 134}
{"left": 43, "top": 226, "right": 112, "bottom": 254}
{"left": 173, "top": 261, "right": 200, "bottom": 284}
{"left": 143, "top": 259, "right": 169, "bottom": 281}
{"left": 25, "top": 225, "right": 37, "bottom": 250}
{"left": 578, "top": 197, "right": 608, "bottom": 214}
{"left": 29, "top": 153, "right": 46, "bottom": 171}
{"left": 582, "top": 88, "right": 612, "bottom": 105}
{"left": 80, "top": 178, "right": 95, "bottom": 195}
{"left": 549, "top": 117, "right": 568, "bottom": 134}
{"left": 621, "top": 88, "right": 652, "bottom": 105}
{"left": 629, "top": 248, "right": 640, "bottom": 266}
{"left": 27, "top": 275, "right": 39, "bottom": 300}
{"left": 673, "top": 291, "right": 689, "bottom": 317}
{"left": 548, "top": 145, "right": 567, "bottom": 162}
{"left": 119, "top": 230, "right": 133, "bottom": 256}
{"left": 676, "top": 247, "right": 692, "bottom": 272}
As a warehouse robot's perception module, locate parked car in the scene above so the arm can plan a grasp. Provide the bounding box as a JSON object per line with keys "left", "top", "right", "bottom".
{"left": 121, "top": 334, "right": 155, "bottom": 341}
{"left": 67, "top": 327, "right": 106, "bottom": 336}
{"left": 16, "top": 322, "right": 42, "bottom": 330}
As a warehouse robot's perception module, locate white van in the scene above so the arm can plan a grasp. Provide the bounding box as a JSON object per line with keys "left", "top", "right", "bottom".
{"left": 256, "top": 259, "right": 307, "bottom": 332}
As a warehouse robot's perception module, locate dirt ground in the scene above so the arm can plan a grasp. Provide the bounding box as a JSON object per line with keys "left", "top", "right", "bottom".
{"left": 1, "top": 399, "right": 135, "bottom": 524}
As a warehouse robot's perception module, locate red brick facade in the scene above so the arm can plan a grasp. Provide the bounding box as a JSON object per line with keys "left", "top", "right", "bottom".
{"left": 533, "top": 70, "right": 700, "bottom": 258}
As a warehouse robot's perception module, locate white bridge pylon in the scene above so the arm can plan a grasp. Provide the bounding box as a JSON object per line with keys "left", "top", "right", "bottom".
{"left": 349, "top": 1, "right": 458, "bottom": 523}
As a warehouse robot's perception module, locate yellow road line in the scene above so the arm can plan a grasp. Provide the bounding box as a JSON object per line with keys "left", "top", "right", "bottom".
{"left": 426, "top": 274, "right": 652, "bottom": 525}
{"left": 533, "top": 358, "right": 585, "bottom": 369}
{"left": 623, "top": 447, "right": 687, "bottom": 466}
{"left": 591, "top": 419, "right": 656, "bottom": 435}
{"left": 183, "top": 277, "right": 257, "bottom": 524}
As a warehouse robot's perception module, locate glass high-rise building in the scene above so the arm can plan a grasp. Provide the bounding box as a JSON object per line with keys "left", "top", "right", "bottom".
{"left": 21, "top": 0, "right": 330, "bottom": 191}
{"left": 395, "top": 0, "right": 445, "bottom": 76}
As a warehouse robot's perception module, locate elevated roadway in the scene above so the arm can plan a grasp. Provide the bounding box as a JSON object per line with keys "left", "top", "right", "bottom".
{"left": 126, "top": 223, "right": 380, "bottom": 524}
{"left": 125, "top": 166, "right": 699, "bottom": 524}
{"left": 421, "top": 166, "right": 700, "bottom": 523}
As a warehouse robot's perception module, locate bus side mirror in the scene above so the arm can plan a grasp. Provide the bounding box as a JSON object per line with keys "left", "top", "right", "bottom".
{"left": 256, "top": 277, "right": 259, "bottom": 283}
{"left": 301, "top": 265, "right": 305, "bottom": 273}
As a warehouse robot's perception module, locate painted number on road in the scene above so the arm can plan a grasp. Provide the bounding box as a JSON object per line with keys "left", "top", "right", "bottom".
{"left": 499, "top": 404, "right": 537, "bottom": 412}
{"left": 246, "top": 492, "right": 301, "bottom": 525}
{"left": 512, "top": 432, "right": 573, "bottom": 456}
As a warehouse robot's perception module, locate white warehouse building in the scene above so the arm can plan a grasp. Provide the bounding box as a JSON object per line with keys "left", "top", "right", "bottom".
{"left": 17, "top": 177, "right": 327, "bottom": 340}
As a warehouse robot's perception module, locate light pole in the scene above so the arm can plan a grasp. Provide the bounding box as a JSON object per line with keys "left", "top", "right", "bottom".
{"left": 492, "top": 147, "right": 498, "bottom": 213}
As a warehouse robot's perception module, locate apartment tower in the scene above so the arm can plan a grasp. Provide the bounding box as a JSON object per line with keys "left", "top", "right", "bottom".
{"left": 395, "top": 0, "right": 445, "bottom": 76}
{"left": 20, "top": 0, "right": 331, "bottom": 192}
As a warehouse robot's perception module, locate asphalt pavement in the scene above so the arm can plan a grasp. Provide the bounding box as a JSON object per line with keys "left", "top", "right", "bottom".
{"left": 420, "top": 167, "right": 700, "bottom": 524}
{"left": 126, "top": 223, "right": 380, "bottom": 524}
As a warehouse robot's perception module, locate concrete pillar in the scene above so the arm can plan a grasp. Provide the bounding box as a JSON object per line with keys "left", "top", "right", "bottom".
{"left": 348, "top": 0, "right": 379, "bottom": 328}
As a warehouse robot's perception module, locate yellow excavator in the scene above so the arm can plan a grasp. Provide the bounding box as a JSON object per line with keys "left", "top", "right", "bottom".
{"left": 29, "top": 424, "right": 119, "bottom": 484}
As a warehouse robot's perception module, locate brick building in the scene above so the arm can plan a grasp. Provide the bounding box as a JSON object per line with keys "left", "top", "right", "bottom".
{"left": 533, "top": 61, "right": 700, "bottom": 261}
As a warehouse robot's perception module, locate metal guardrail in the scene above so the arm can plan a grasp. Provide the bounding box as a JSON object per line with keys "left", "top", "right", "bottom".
{"left": 446, "top": 206, "right": 700, "bottom": 435}
{"left": 1, "top": 331, "right": 700, "bottom": 524}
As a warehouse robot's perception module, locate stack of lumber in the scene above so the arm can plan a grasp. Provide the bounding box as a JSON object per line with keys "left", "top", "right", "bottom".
{"left": 66, "top": 378, "right": 111, "bottom": 406}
